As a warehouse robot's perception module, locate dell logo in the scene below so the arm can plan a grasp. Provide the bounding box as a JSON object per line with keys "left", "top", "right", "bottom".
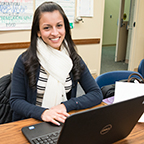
{"left": 100, "top": 124, "right": 112, "bottom": 135}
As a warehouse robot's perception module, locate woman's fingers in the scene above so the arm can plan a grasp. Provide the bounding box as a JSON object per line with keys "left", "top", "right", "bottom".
{"left": 51, "top": 118, "right": 61, "bottom": 126}
{"left": 50, "top": 104, "right": 70, "bottom": 117}
{"left": 49, "top": 113, "right": 67, "bottom": 126}
{"left": 41, "top": 109, "right": 69, "bottom": 126}
{"left": 55, "top": 114, "right": 67, "bottom": 123}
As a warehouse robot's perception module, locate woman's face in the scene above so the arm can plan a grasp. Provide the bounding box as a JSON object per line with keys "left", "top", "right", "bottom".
{"left": 37, "top": 10, "right": 65, "bottom": 50}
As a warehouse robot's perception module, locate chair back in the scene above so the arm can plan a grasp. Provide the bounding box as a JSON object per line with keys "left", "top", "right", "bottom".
{"left": 0, "top": 73, "right": 13, "bottom": 124}
{"left": 95, "top": 70, "right": 141, "bottom": 88}
{"left": 138, "top": 59, "right": 144, "bottom": 78}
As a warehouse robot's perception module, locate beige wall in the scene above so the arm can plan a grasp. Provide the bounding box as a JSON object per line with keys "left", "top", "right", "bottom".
{"left": 0, "top": 49, "right": 26, "bottom": 75}
{"left": 0, "top": 0, "right": 105, "bottom": 77}
{"left": 128, "top": 0, "right": 144, "bottom": 71}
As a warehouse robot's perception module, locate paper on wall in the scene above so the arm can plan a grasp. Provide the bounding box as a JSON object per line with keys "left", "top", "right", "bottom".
{"left": 114, "top": 81, "right": 144, "bottom": 122}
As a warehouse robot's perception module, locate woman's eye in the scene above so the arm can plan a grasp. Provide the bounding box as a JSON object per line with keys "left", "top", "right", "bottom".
{"left": 57, "top": 24, "right": 62, "bottom": 27}
{"left": 44, "top": 27, "right": 49, "bottom": 29}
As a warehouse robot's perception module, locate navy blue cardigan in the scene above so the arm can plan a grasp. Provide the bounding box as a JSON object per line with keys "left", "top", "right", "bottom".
{"left": 10, "top": 54, "right": 103, "bottom": 121}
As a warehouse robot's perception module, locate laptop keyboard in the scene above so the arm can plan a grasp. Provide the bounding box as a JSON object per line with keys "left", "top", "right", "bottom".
{"left": 32, "top": 130, "right": 60, "bottom": 144}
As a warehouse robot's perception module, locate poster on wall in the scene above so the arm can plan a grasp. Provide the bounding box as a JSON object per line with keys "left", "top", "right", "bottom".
{"left": 77, "top": 0, "right": 93, "bottom": 17}
{"left": 0, "top": 0, "right": 33, "bottom": 31}
{"left": 35, "top": 0, "right": 75, "bottom": 29}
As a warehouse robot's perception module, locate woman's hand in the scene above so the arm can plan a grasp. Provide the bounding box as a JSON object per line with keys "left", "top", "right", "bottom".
{"left": 41, "top": 104, "right": 69, "bottom": 125}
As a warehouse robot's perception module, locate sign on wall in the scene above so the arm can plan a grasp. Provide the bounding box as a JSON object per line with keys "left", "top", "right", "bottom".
{"left": 77, "top": 0, "right": 93, "bottom": 17}
{"left": 0, "top": 0, "right": 33, "bottom": 31}
{"left": 0, "top": 0, "right": 75, "bottom": 31}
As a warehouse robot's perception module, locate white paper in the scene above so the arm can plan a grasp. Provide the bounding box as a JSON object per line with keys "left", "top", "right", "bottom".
{"left": 77, "top": 0, "right": 93, "bottom": 17}
{"left": 114, "top": 81, "right": 144, "bottom": 122}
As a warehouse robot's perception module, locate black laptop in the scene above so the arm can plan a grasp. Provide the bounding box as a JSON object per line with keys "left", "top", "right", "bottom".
{"left": 22, "top": 95, "right": 144, "bottom": 144}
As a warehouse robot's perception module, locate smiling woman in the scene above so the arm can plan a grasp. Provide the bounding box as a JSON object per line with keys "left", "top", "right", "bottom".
{"left": 37, "top": 10, "right": 65, "bottom": 50}
{"left": 10, "top": 1, "right": 103, "bottom": 126}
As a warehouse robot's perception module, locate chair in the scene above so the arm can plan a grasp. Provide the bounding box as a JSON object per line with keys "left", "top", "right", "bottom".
{"left": 0, "top": 73, "right": 13, "bottom": 124}
{"left": 138, "top": 59, "right": 144, "bottom": 78}
{"left": 95, "top": 70, "right": 141, "bottom": 88}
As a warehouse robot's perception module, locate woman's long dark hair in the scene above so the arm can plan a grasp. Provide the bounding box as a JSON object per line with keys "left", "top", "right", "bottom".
{"left": 23, "top": 1, "right": 84, "bottom": 89}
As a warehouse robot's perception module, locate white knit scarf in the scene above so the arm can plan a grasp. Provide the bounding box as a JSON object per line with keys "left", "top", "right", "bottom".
{"left": 37, "top": 38, "right": 73, "bottom": 108}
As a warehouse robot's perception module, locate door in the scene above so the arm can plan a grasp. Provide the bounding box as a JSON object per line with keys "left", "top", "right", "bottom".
{"left": 125, "top": 0, "right": 136, "bottom": 64}
{"left": 115, "top": 0, "right": 128, "bottom": 62}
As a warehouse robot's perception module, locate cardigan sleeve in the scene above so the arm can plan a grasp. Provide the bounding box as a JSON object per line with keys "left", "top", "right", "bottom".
{"left": 63, "top": 59, "right": 103, "bottom": 112}
{"left": 10, "top": 54, "right": 46, "bottom": 121}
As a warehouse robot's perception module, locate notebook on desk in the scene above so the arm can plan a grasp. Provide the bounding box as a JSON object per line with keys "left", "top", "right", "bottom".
{"left": 22, "top": 95, "right": 144, "bottom": 144}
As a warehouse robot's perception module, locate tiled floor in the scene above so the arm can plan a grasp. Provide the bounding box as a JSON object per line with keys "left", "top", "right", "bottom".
{"left": 100, "top": 46, "right": 128, "bottom": 74}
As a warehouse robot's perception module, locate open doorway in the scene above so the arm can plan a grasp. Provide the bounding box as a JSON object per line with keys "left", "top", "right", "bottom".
{"left": 101, "top": 0, "right": 132, "bottom": 74}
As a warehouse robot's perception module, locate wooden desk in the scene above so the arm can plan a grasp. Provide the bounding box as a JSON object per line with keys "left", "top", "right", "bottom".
{"left": 0, "top": 102, "right": 144, "bottom": 144}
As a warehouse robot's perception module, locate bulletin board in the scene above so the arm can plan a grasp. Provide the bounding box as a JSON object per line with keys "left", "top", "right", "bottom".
{"left": 0, "top": 0, "right": 75, "bottom": 31}
{"left": 0, "top": 0, "right": 33, "bottom": 31}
